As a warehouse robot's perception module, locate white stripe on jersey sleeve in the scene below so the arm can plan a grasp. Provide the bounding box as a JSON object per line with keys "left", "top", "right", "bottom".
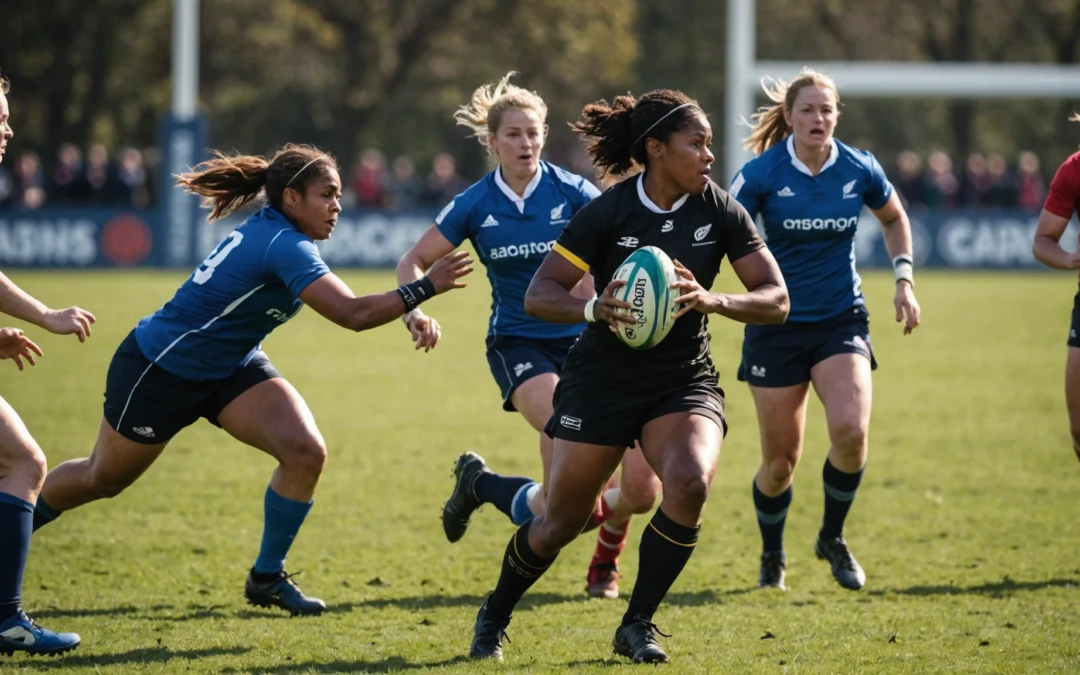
{"left": 730, "top": 172, "right": 746, "bottom": 198}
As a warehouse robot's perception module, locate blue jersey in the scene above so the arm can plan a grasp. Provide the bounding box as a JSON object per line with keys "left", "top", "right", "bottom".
{"left": 731, "top": 137, "right": 893, "bottom": 322}
{"left": 436, "top": 161, "right": 600, "bottom": 339}
{"left": 135, "top": 206, "right": 330, "bottom": 380}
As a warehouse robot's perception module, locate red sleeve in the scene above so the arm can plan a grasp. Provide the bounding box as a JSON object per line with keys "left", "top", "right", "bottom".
{"left": 1044, "top": 152, "right": 1080, "bottom": 219}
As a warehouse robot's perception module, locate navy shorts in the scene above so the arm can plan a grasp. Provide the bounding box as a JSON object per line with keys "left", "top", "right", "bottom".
{"left": 544, "top": 350, "right": 727, "bottom": 449}
{"left": 738, "top": 309, "right": 878, "bottom": 388}
{"left": 485, "top": 334, "right": 578, "bottom": 412}
{"left": 1069, "top": 286, "right": 1080, "bottom": 348}
{"left": 103, "top": 330, "right": 280, "bottom": 444}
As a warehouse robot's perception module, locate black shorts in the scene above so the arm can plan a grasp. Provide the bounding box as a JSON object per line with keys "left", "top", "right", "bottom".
{"left": 738, "top": 308, "right": 877, "bottom": 388}
{"left": 1069, "top": 286, "right": 1080, "bottom": 348}
{"left": 543, "top": 352, "right": 727, "bottom": 449}
{"left": 103, "top": 330, "right": 280, "bottom": 444}
{"left": 485, "top": 334, "right": 578, "bottom": 412}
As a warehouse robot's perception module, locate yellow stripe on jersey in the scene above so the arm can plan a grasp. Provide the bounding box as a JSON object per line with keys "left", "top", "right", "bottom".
{"left": 553, "top": 243, "right": 589, "bottom": 272}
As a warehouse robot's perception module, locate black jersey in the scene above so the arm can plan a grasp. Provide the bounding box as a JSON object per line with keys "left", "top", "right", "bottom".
{"left": 552, "top": 173, "right": 765, "bottom": 380}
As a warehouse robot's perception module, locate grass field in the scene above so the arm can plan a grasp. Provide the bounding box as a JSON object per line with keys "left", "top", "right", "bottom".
{"left": 2, "top": 268, "right": 1079, "bottom": 674}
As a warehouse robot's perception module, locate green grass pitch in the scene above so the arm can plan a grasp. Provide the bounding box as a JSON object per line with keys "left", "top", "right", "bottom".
{"left": 2, "top": 267, "right": 1079, "bottom": 673}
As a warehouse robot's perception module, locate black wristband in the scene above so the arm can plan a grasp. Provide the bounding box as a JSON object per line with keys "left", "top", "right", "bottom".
{"left": 396, "top": 277, "right": 437, "bottom": 312}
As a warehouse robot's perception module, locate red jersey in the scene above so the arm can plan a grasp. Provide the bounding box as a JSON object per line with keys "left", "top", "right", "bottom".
{"left": 1044, "top": 151, "right": 1080, "bottom": 219}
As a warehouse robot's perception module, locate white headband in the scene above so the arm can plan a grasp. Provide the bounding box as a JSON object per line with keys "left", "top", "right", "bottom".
{"left": 635, "top": 103, "right": 696, "bottom": 146}
{"left": 286, "top": 158, "right": 321, "bottom": 188}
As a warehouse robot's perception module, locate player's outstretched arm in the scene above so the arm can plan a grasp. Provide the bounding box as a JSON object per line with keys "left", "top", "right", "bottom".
{"left": 1033, "top": 209, "right": 1077, "bottom": 271}
{"left": 671, "top": 251, "right": 789, "bottom": 325}
{"left": 302, "top": 251, "right": 474, "bottom": 332}
{"left": 525, "top": 251, "right": 635, "bottom": 328}
{"left": 396, "top": 225, "right": 458, "bottom": 351}
{"left": 0, "top": 272, "right": 96, "bottom": 341}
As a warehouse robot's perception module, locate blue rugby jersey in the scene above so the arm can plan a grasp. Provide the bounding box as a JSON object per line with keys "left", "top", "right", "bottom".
{"left": 731, "top": 137, "right": 893, "bottom": 322}
{"left": 135, "top": 206, "right": 330, "bottom": 380}
{"left": 435, "top": 160, "right": 600, "bottom": 339}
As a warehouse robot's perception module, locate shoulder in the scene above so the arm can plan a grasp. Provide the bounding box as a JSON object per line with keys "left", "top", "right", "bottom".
{"left": 1055, "top": 151, "right": 1080, "bottom": 178}
{"left": 835, "top": 139, "right": 884, "bottom": 174}
{"left": 701, "top": 181, "right": 747, "bottom": 218}
{"left": 543, "top": 161, "right": 601, "bottom": 200}
{"left": 435, "top": 172, "right": 495, "bottom": 225}
{"left": 735, "top": 142, "right": 789, "bottom": 186}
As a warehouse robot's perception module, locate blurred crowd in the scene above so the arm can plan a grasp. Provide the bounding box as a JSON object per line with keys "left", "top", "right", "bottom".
{"left": 0, "top": 143, "right": 1056, "bottom": 213}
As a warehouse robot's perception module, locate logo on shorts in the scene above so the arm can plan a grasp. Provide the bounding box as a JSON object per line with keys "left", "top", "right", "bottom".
{"left": 1072, "top": 329, "right": 1077, "bottom": 339}
{"left": 132, "top": 426, "right": 156, "bottom": 439}
{"left": 559, "top": 415, "right": 582, "bottom": 431}
{"left": 617, "top": 236, "right": 639, "bottom": 248}
{"left": 842, "top": 335, "right": 869, "bottom": 354}
{"left": 514, "top": 362, "right": 533, "bottom": 378}
{"left": 750, "top": 365, "right": 766, "bottom": 378}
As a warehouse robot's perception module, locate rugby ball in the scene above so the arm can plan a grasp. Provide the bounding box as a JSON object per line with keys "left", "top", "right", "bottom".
{"left": 611, "top": 246, "right": 680, "bottom": 350}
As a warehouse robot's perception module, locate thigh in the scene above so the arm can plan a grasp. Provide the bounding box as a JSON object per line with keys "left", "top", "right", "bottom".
{"left": 1065, "top": 348, "right": 1080, "bottom": 437}
{"left": 810, "top": 353, "right": 873, "bottom": 437}
{"left": 0, "top": 396, "right": 42, "bottom": 473}
{"left": 543, "top": 438, "right": 625, "bottom": 533}
{"left": 91, "top": 417, "right": 169, "bottom": 486}
{"left": 511, "top": 373, "right": 558, "bottom": 434}
{"left": 749, "top": 382, "right": 811, "bottom": 460}
{"left": 215, "top": 378, "right": 324, "bottom": 461}
{"left": 620, "top": 443, "right": 660, "bottom": 496}
{"left": 639, "top": 412, "right": 724, "bottom": 494}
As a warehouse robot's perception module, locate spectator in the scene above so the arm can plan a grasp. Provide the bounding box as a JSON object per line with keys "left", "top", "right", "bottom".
{"left": 14, "top": 151, "right": 46, "bottom": 209}
{"left": 893, "top": 150, "right": 928, "bottom": 210}
{"left": 419, "top": 151, "right": 468, "bottom": 207}
{"left": 1016, "top": 151, "right": 1047, "bottom": 211}
{"left": 985, "top": 153, "right": 1017, "bottom": 208}
{"left": 386, "top": 155, "right": 423, "bottom": 210}
{"left": 51, "top": 142, "right": 85, "bottom": 203}
{"left": 85, "top": 144, "right": 124, "bottom": 205}
{"left": 960, "top": 152, "right": 991, "bottom": 207}
{"left": 352, "top": 147, "right": 388, "bottom": 208}
{"left": 925, "top": 150, "right": 959, "bottom": 210}
{"left": 117, "top": 147, "right": 150, "bottom": 208}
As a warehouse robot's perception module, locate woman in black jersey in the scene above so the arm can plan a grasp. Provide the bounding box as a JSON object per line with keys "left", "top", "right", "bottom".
{"left": 466, "top": 89, "right": 789, "bottom": 664}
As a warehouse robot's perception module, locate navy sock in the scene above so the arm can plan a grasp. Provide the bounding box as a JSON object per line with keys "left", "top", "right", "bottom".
{"left": 472, "top": 473, "right": 537, "bottom": 525}
{"left": 622, "top": 508, "right": 699, "bottom": 625}
{"left": 253, "top": 486, "right": 313, "bottom": 575}
{"left": 32, "top": 495, "right": 60, "bottom": 532}
{"left": 753, "top": 481, "right": 792, "bottom": 554}
{"left": 820, "top": 459, "right": 863, "bottom": 540}
{"left": 486, "top": 520, "right": 557, "bottom": 620}
{"left": 0, "top": 492, "right": 33, "bottom": 622}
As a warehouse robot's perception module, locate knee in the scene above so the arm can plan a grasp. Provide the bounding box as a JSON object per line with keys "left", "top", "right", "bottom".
{"left": 763, "top": 452, "right": 799, "bottom": 486}
{"left": 19, "top": 446, "right": 47, "bottom": 489}
{"left": 829, "top": 418, "right": 869, "bottom": 454}
{"left": 278, "top": 436, "right": 328, "bottom": 478}
{"left": 89, "top": 465, "right": 132, "bottom": 499}
{"left": 663, "top": 469, "right": 711, "bottom": 514}
{"left": 620, "top": 475, "right": 662, "bottom": 514}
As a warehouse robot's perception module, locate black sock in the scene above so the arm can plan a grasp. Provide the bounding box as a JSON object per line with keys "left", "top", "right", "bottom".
{"left": 0, "top": 493, "right": 34, "bottom": 623}
{"left": 622, "top": 508, "right": 699, "bottom": 625}
{"left": 472, "top": 473, "right": 536, "bottom": 524}
{"left": 32, "top": 495, "right": 61, "bottom": 532}
{"left": 753, "top": 481, "right": 792, "bottom": 554}
{"left": 485, "top": 520, "right": 557, "bottom": 620}
{"left": 820, "top": 459, "right": 863, "bottom": 539}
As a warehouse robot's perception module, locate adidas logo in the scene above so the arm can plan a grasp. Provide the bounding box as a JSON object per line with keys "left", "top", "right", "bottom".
{"left": 513, "top": 362, "right": 533, "bottom": 378}
{"left": 750, "top": 365, "right": 766, "bottom": 378}
{"left": 132, "top": 426, "right": 156, "bottom": 439}
{"left": 776, "top": 186, "right": 795, "bottom": 197}
{"left": 842, "top": 179, "right": 859, "bottom": 199}
{"left": 481, "top": 214, "right": 499, "bottom": 228}
{"left": 661, "top": 220, "right": 674, "bottom": 233}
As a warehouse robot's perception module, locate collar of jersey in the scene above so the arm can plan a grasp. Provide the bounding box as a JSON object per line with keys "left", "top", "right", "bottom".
{"left": 786, "top": 136, "right": 839, "bottom": 177}
{"left": 494, "top": 163, "right": 544, "bottom": 214}
{"left": 636, "top": 172, "right": 689, "bottom": 214}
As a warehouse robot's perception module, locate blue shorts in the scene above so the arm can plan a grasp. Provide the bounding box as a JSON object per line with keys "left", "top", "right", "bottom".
{"left": 737, "top": 309, "right": 877, "bottom": 388}
{"left": 103, "top": 330, "right": 280, "bottom": 444}
{"left": 485, "top": 334, "right": 578, "bottom": 412}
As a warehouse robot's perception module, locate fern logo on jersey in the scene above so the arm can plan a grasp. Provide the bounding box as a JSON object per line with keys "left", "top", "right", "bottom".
{"left": 842, "top": 179, "right": 859, "bottom": 199}
{"left": 694, "top": 224, "right": 712, "bottom": 242}
{"left": 550, "top": 202, "right": 567, "bottom": 224}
